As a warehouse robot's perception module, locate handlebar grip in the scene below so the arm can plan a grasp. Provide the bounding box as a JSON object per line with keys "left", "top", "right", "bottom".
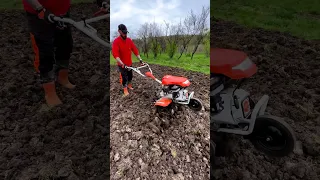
{"left": 48, "top": 14, "right": 56, "bottom": 23}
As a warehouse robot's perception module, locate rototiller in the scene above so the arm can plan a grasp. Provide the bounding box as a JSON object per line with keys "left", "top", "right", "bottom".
{"left": 126, "top": 63, "right": 203, "bottom": 111}
{"left": 210, "top": 48, "right": 296, "bottom": 158}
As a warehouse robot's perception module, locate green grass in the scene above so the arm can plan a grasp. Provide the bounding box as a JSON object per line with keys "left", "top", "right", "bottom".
{"left": 211, "top": 0, "right": 320, "bottom": 40}
{"left": 110, "top": 53, "right": 210, "bottom": 75}
{"left": 0, "top": 0, "right": 92, "bottom": 9}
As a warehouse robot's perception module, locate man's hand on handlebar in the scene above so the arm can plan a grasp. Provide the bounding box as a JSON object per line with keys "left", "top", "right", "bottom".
{"left": 136, "top": 55, "right": 145, "bottom": 65}
{"left": 121, "top": 64, "right": 128, "bottom": 69}
{"left": 25, "top": 0, "right": 54, "bottom": 22}
{"left": 138, "top": 57, "right": 145, "bottom": 66}
{"left": 139, "top": 59, "right": 144, "bottom": 65}
{"left": 37, "top": 7, "right": 55, "bottom": 23}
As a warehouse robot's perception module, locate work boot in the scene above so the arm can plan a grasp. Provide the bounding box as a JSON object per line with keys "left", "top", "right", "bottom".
{"left": 123, "top": 87, "right": 129, "bottom": 97}
{"left": 42, "top": 81, "right": 62, "bottom": 107}
{"left": 57, "top": 69, "right": 75, "bottom": 89}
{"left": 127, "top": 83, "right": 134, "bottom": 90}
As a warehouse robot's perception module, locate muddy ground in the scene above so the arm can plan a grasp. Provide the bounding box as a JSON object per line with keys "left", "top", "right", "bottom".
{"left": 211, "top": 17, "right": 320, "bottom": 180}
{"left": 110, "top": 64, "right": 210, "bottom": 179}
{"left": 0, "top": 3, "right": 110, "bottom": 180}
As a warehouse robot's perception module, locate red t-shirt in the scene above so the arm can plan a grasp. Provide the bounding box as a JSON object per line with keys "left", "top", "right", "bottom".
{"left": 112, "top": 36, "right": 139, "bottom": 66}
{"left": 23, "top": 0, "right": 71, "bottom": 16}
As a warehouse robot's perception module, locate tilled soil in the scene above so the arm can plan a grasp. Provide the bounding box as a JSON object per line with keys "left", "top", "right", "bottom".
{"left": 110, "top": 64, "right": 210, "bottom": 179}
{"left": 211, "top": 17, "right": 320, "bottom": 180}
{"left": 0, "top": 4, "right": 110, "bottom": 180}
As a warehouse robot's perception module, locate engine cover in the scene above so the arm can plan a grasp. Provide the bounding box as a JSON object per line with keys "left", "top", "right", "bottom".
{"left": 211, "top": 88, "right": 250, "bottom": 125}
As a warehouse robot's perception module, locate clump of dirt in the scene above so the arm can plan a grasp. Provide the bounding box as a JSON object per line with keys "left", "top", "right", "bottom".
{"left": 0, "top": 3, "right": 110, "bottom": 180}
{"left": 211, "top": 17, "right": 320, "bottom": 180}
{"left": 110, "top": 64, "right": 210, "bottom": 179}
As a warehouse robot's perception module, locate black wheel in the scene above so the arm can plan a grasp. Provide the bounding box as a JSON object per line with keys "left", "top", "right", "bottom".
{"left": 188, "top": 98, "right": 202, "bottom": 111}
{"left": 249, "top": 115, "right": 296, "bottom": 157}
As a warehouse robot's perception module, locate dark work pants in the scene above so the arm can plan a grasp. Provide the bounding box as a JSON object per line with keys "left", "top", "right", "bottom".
{"left": 26, "top": 12, "right": 73, "bottom": 83}
{"left": 118, "top": 65, "right": 133, "bottom": 87}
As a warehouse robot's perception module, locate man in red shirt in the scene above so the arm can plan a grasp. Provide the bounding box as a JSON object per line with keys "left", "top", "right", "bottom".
{"left": 112, "top": 24, "right": 143, "bottom": 97}
{"left": 23, "top": 0, "right": 107, "bottom": 107}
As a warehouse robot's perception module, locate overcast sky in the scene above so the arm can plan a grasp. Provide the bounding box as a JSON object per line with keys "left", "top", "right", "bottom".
{"left": 110, "top": 0, "right": 210, "bottom": 40}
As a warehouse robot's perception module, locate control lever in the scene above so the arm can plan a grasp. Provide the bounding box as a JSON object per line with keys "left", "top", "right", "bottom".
{"left": 81, "top": 15, "right": 87, "bottom": 26}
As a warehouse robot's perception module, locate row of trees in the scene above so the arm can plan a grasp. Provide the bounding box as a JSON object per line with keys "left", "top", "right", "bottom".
{"left": 112, "top": 6, "right": 210, "bottom": 60}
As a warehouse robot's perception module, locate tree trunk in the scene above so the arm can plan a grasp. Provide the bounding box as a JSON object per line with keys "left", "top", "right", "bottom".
{"left": 191, "top": 44, "right": 199, "bottom": 59}
{"left": 178, "top": 45, "right": 187, "bottom": 59}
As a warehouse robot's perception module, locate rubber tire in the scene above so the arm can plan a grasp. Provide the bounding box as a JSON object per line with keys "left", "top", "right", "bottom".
{"left": 188, "top": 98, "right": 202, "bottom": 111}
{"left": 249, "top": 115, "right": 296, "bottom": 157}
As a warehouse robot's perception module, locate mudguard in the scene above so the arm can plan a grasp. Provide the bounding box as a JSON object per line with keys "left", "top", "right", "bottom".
{"left": 210, "top": 48, "right": 257, "bottom": 79}
{"left": 155, "top": 97, "right": 172, "bottom": 107}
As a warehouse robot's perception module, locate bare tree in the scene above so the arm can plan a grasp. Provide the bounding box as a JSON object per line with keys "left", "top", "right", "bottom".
{"left": 131, "top": 37, "right": 143, "bottom": 52}
{"left": 203, "top": 30, "right": 210, "bottom": 57}
{"left": 133, "top": 6, "right": 209, "bottom": 60}
{"left": 148, "top": 22, "right": 162, "bottom": 58}
{"left": 191, "top": 6, "right": 210, "bottom": 59}
{"left": 164, "top": 20, "right": 182, "bottom": 59}
{"left": 137, "top": 23, "right": 150, "bottom": 58}
{"left": 178, "top": 10, "right": 197, "bottom": 59}
{"left": 159, "top": 35, "right": 166, "bottom": 55}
